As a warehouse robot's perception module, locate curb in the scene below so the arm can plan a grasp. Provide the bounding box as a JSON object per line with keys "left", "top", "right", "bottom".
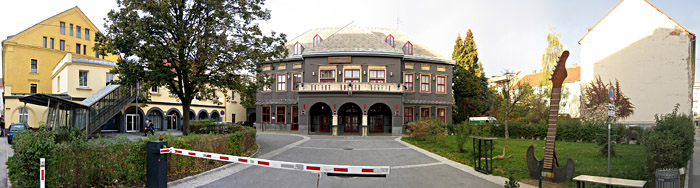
{"left": 395, "top": 136, "right": 536, "bottom": 188}
{"left": 166, "top": 142, "right": 262, "bottom": 187}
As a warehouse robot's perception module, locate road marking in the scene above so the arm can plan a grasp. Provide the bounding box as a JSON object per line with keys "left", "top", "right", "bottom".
{"left": 294, "top": 146, "right": 410, "bottom": 151}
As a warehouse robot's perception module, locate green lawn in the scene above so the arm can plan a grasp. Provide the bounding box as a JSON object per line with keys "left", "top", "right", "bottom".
{"left": 403, "top": 136, "right": 648, "bottom": 186}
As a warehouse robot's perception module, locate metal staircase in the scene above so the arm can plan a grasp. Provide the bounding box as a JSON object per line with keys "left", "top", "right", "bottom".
{"left": 80, "top": 84, "right": 135, "bottom": 136}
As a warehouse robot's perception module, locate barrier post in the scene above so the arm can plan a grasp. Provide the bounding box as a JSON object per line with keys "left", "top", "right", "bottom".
{"left": 40, "top": 158, "right": 45, "bottom": 188}
{"left": 146, "top": 140, "right": 168, "bottom": 188}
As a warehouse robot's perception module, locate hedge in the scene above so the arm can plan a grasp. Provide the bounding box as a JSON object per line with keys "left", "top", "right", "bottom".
{"left": 643, "top": 105, "right": 694, "bottom": 182}
{"left": 8, "top": 126, "right": 257, "bottom": 187}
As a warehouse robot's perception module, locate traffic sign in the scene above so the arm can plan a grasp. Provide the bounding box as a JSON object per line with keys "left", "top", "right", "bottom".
{"left": 608, "top": 104, "right": 615, "bottom": 117}
{"left": 609, "top": 86, "right": 615, "bottom": 104}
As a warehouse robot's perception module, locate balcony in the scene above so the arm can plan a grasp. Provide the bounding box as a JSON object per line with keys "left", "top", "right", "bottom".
{"left": 299, "top": 82, "right": 404, "bottom": 93}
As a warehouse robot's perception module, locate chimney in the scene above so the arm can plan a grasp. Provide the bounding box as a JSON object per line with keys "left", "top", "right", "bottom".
{"left": 532, "top": 70, "right": 536, "bottom": 74}
{"left": 572, "top": 63, "right": 578, "bottom": 68}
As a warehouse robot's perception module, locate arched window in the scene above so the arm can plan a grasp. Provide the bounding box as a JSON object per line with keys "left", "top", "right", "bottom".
{"left": 313, "top": 34, "right": 322, "bottom": 47}
{"left": 403, "top": 41, "right": 413, "bottom": 55}
{"left": 293, "top": 42, "right": 304, "bottom": 55}
{"left": 385, "top": 34, "right": 395, "bottom": 47}
{"left": 19, "top": 107, "right": 29, "bottom": 123}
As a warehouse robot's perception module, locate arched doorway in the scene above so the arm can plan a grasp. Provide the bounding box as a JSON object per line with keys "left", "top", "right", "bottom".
{"left": 368, "top": 103, "right": 392, "bottom": 133}
{"left": 248, "top": 112, "right": 256, "bottom": 124}
{"left": 124, "top": 106, "right": 144, "bottom": 132}
{"left": 166, "top": 108, "right": 181, "bottom": 130}
{"left": 147, "top": 108, "right": 164, "bottom": 131}
{"left": 198, "top": 110, "right": 209, "bottom": 120}
{"left": 338, "top": 103, "right": 361, "bottom": 134}
{"left": 211, "top": 110, "right": 221, "bottom": 122}
{"left": 309, "top": 103, "right": 332, "bottom": 132}
{"left": 189, "top": 110, "right": 196, "bottom": 120}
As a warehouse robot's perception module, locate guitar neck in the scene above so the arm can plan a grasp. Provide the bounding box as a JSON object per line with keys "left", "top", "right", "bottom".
{"left": 542, "top": 87, "right": 562, "bottom": 170}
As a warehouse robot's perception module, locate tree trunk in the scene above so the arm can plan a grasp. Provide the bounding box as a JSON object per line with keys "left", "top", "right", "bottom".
{"left": 504, "top": 111, "right": 510, "bottom": 139}
{"left": 182, "top": 102, "right": 192, "bottom": 135}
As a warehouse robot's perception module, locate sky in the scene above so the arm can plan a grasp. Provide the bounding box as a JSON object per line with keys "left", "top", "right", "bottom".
{"left": 1, "top": 0, "right": 699, "bottom": 79}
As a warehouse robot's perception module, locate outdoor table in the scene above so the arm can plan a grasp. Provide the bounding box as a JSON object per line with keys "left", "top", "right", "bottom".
{"left": 470, "top": 136, "right": 496, "bottom": 174}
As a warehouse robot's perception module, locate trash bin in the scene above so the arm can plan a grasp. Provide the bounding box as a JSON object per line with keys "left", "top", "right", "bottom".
{"left": 655, "top": 168, "right": 680, "bottom": 188}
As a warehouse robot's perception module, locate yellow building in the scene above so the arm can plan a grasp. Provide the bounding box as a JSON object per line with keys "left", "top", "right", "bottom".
{"left": 2, "top": 6, "right": 246, "bottom": 133}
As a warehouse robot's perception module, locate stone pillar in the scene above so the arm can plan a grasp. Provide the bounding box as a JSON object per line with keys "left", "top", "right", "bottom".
{"left": 362, "top": 115, "right": 368, "bottom": 137}
{"left": 332, "top": 115, "right": 338, "bottom": 136}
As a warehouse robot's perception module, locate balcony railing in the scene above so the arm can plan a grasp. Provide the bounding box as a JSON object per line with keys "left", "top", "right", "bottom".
{"left": 299, "top": 82, "right": 404, "bottom": 93}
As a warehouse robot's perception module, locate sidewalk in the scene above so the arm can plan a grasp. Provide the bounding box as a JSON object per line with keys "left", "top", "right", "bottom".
{"left": 690, "top": 127, "right": 700, "bottom": 188}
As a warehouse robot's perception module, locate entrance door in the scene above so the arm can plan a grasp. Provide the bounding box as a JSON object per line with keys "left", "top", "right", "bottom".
{"left": 167, "top": 115, "right": 178, "bottom": 130}
{"left": 319, "top": 115, "right": 330, "bottom": 132}
{"left": 369, "top": 115, "right": 384, "bottom": 133}
{"left": 126, "top": 114, "right": 139, "bottom": 132}
{"left": 344, "top": 115, "right": 359, "bottom": 132}
{"left": 291, "top": 106, "right": 299, "bottom": 131}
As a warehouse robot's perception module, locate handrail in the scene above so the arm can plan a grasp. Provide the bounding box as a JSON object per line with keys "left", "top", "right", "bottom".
{"left": 85, "top": 85, "right": 135, "bottom": 136}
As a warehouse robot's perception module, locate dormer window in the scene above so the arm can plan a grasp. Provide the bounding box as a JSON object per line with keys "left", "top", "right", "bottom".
{"left": 293, "top": 42, "right": 303, "bottom": 55}
{"left": 385, "top": 34, "right": 395, "bottom": 47}
{"left": 313, "top": 34, "right": 322, "bottom": 47}
{"left": 403, "top": 41, "right": 413, "bottom": 55}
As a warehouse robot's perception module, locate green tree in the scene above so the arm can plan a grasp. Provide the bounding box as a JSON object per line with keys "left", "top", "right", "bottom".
{"left": 580, "top": 75, "right": 634, "bottom": 121}
{"left": 452, "top": 29, "right": 492, "bottom": 123}
{"left": 497, "top": 73, "right": 535, "bottom": 139}
{"left": 97, "top": 0, "right": 287, "bottom": 135}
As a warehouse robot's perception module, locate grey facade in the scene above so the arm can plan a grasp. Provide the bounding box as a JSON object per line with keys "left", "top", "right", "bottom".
{"left": 256, "top": 23, "right": 454, "bottom": 136}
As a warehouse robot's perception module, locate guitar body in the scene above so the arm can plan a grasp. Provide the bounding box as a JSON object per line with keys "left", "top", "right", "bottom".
{"left": 526, "top": 145, "right": 575, "bottom": 182}
{"left": 524, "top": 51, "right": 575, "bottom": 183}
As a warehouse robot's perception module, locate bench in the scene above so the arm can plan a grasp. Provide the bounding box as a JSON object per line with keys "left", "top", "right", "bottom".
{"left": 573, "top": 175, "right": 646, "bottom": 188}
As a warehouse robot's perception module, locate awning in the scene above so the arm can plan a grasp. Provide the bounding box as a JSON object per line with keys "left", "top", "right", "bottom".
{"left": 19, "top": 94, "right": 87, "bottom": 110}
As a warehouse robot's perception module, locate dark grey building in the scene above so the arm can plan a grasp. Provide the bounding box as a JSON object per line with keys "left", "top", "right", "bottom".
{"left": 256, "top": 23, "right": 453, "bottom": 136}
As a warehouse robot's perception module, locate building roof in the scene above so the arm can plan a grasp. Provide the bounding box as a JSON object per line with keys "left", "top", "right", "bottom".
{"left": 578, "top": 0, "right": 695, "bottom": 44}
{"left": 284, "top": 22, "right": 453, "bottom": 64}
{"left": 72, "top": 57, "right": 117, "bottom": 67}
{"left": 514, "top": 66, "right": 581, "bottom": 89}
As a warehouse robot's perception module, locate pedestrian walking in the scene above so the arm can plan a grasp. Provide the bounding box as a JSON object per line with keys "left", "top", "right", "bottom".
{"left": 145, "top": 120, "right": 155, "bottom": 136}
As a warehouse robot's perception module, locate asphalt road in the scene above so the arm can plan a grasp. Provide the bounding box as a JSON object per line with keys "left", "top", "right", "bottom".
{"left": 201, "top": 134, "right": 503, "bottom": 188}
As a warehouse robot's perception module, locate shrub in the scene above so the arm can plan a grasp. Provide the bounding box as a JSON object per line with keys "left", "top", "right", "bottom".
{"left": 454, "top": 122, "right": 470, "bottom": 153}
{"left": 409, "top": 120, "right": 447, "bottom": 145}
{"left": 596, "top": 131, "right": 617, "bottom": 157}
{"left": 643, "top": 104, "right": 694, "bottom": 180}
{"left": 8, "top": 125, "right": 257, "bottom": 187}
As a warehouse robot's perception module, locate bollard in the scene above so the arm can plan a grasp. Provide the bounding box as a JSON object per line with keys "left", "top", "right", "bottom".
{"left": 146, "top": 140, "right": 168, "bottom": 188}
{"left": 40, "top": 158, "right": 45, "bottom": 188}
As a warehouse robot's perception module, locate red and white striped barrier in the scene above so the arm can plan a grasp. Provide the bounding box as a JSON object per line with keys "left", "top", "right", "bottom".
{"left": 160, "top": 147, "right": 390, "bottom": 176}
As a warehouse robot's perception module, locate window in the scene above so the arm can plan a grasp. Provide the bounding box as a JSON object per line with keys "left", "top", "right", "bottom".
{"left": 57, "top": 76, "right": 60, "bottom": 92}
{"left": 276, "top": 74, "right": 287, "bottom": 91}
{"left": 404, "top": 107, "right": 414, "bottom": 124}
{"left": 151, "top": 86, "right": 159, "bottom": 93}
{"left": 19, "top": 108, "right": 29, "bottom": 123}
{"left": 60, "top": 22, "right": 65, "bottom": 34}
{"left": 60, "top": 40, "right": 65, "bottom": 51}
{"left": 292, "top": 73, "right": 302, "bottom": 91}
{"left": 404, "top": 73, "right": 414, "bottom": 91}
{"left": 85, "top": 29, "right": 90, "bottom": 40}
{"left": 262, "top": 106, "right": 271, "bottom": 123}
{"left": 293, "top": 42, "right": 303, "bottom": 55}
{"left": 385, "top": 34, "right": 395, "bottom": 47}
{"left": 344, "top": 69, "right": 360, "bottom": 82}
{"left": 320, "top": 70, "right": 335, "bottom": 82}
{"left": 83, "top": 45, "right": 86, "bottom": 55}
{"left": 437, "top": 75, "right": 446, "bottom": 94}
{"left": 313, "top": 34, "right": 322, "bottom": 47}
{"left": 421, "top": 107, "right": 430, "bottom": 120}
{"left": 69, "top": 24, "right": 73, "bottom": 36}
{"left": 76, "top": 43, "right": 81, "bottom": 54}
{"left": 106, "top": 73, "right": 114, "bottom": 86}
{"left": 437, "top": 108, "right": 446, "bottom": 123}
{"left": 276, "top": 106, "right": 286, "bottom": 124}
{"left": 369, "top": 70, "right": 385, "bottom": 83}
{"left": 79, "top": 71, "right": 88, "bottom": 87}
{"left": 30, "top": 84, "right": 37, "bottom": 94}
{"left": 43, "top": 37, "right": 47, "bottom": 48}
{"left": 403, "top": 41, "right": 413, "bottom": 55}
{"left": 50, "top": 38, "right": 54, "bottom": 49}
{"left": 76, "top": 26, "right": 82, "bottom": 38}
{"left": 30, "top": 59, "right": 37, "bottom": 73}
{"left": 420, "top": 74, "right": 431, "bottom": 92}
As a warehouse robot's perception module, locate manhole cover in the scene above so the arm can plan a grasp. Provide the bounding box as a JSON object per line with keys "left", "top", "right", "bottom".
{"left": 343, "top": 148, "right": 353, "bottom": 150}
